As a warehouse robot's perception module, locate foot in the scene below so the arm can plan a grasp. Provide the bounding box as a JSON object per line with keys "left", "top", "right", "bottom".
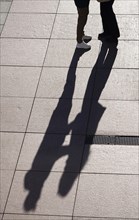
{"left": 76, "top": 41, "right": 91, "bottom": 50}
{"left": 82, "top": 35, "right": 92, "bottom": 42}
{"left": 98, "top": 32, "right": 110, "bottom": 40}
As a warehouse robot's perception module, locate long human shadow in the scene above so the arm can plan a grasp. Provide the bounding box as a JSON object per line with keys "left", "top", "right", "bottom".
{"left": 23, "top": 41, "right": 118, "bottom": 211}
{"left": 58, "top": 41, "right": 118, "bottom": 196}
{"left": 23, "top": 48, "right": 90, "bottom": 211}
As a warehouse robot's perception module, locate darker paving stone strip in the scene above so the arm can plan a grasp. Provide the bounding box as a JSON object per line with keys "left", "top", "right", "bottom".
{"left": 85, "top": 135, "right": 139, "bottom": 145}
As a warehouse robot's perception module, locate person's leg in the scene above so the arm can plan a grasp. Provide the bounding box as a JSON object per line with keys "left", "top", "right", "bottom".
{"left": 77, "top": 7, "right": 89, "bottom": 43}
{"left": 99, "top": 0, "right": 120, "bottom": 39}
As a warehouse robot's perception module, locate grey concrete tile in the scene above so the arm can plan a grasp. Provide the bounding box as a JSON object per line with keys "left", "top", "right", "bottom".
{"left": 0, "top": 214, "right": 2, "bottom": 220}
{"left": 81, "top": 145, "right": 139, "bottom": 174}
{"left": 3, "top": 214, "right": 72, "bottom": 220}
{"left": 74, "top": 174, "right": 139, "bottom": 218}
{"left": 10, "top": 1, "right": 58, "bottom": 13}
{"left": 93, "top": 69, "right": 139, "bottom": 101}
{"left": 0, "top": 24, "right": 3, "bottom": 34}
{"left": 44, "top": 39, "right": 100, "bottom": 68}
{"left": 5, "top": 171, "right": 78, "bottom": 215}
{"left": 27, "top": 98, "right": 90, "bottom": 134}
{"left": 36, "top": 67, "right": 93, "bottom": 99}
{"left": 1, "top": 66, "right": 41, "bottom": 97}
{"left": 58, "top": 0, "right": 99, "bottom": 14}
{"left": 0, "top": 132, "right": 24, "bottom": 170}
{"left": 1, "top": 97, "right": 33, "bottom": 132}
{"left": 114, "top": 41, "right": 139, "bottom": 69}
{"left": 87, "top": 100, "right": 139, "bottom": 136}
{"left": 1, "top": 14, "right": 55, "bottom": 38}
{"left": 0, "top": 39, "right": 48, "bottom": 66}
{"left": 52, "top": 14, "right": 101, "bottom": 40}
{"left": 58, "top": 0, "right": 138, "bottom": 15}
{"left": 0, "top": 13, "right": 7, "bottom": 25}
{"left": 17, "top": 133, "right": 85, "bottom": 172}
{"left": 0, "top": 2, "right": 11, "bottom": 12}
{"left": 58, "top": 1, "right": 99, "bottom": 14}
{"left": 0, "top": 170, "right": 14, "bottom": 212}
{"left": 117, "top": 15, "right": 139, "bottom": 40}
{"left": 114, "top": 1, "right": 139, "bottom": 15}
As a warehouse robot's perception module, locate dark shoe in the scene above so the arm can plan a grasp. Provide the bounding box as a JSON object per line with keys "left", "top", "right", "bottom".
{"left": 98, "top": 32, "right": 110, "bottom": 40}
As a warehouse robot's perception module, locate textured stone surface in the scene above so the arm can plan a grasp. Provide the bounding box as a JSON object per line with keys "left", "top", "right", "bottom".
{"left": 1, "top": 66, "right": 41, "bottom": 97}
{"left": 0, "top": 170, "right": 14, "bottom": 212}
{"left": 74, "top": 174, "right": 139, "bottom": 218}
{"left": 52, "top": 14, "right": 101, "bottom": 40}
{"left": 0, "top": 13, "right": 7, "bottom": 25}
{"left": 1, "top": 39, "right": 48, "bottom": 66}
{"left": 87, "top": 100, "right": 139, "bottom": 136}
{"left": 10, "top": 1, "right": 58, "bottom": 13}
{"left": 0, "top": 2, "right": 11, "bottom": 12}
{"left": 5, "top": 171, "right": 78, "bottom": 215}
{"left": 1, "top": 97, "right": 33, "bottom": 132}
{"left": 92, "top": 68, "right": 139, "bottom": 100}
{"left": 2, "top": 14, "right": 55, "bottom": 38}
{"left": 113, "top": 41, "right": 139, "bottom": 68}
{"left": 44, "top": 39, "right": 100, "bottom": 67}
{"left": 81, "top": 144, "right": 139, "bottom": 174}
{"left": 17, "top": 133, "right": 85, "bottom": 172}
{"left": 27, "top": 98, "right": 90, "bottom": 134}
{"left": 0, "top": 132, "right": 24, "bottom": 170}
{"left": 36, "top": 67, "right": 93, "bottom": 99}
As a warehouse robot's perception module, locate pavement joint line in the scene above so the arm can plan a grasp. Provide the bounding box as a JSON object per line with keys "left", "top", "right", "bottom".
{"left": 14, "top": 169, "right": 139, "bottom": 176}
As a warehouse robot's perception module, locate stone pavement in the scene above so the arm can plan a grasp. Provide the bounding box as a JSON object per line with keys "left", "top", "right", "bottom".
{"left": 0, "top": 0, "right": 139, "bottom": 219}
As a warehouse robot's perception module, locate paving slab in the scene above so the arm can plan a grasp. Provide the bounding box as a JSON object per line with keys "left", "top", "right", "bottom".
{"left": 81, "top": 144, "right": 139, "bottom": 174}
{"left": 0, "top": 132, "right": 24, "bottom": 170}
{"left": 5, "top": 171, "right": 78, "bottom": 215}
{"left": 114, "top": 40, "right": 139, "bottom": 68}
{"left": 52, "top": 14, "right": 101, "bottom": 40}
{"left": 87, "top": 100, "right": 139, "bottom": 136}
{"left": 74, "top": 174, "right": 139, "bottom": 218}
{"left": 57, "top": 0, "right": 139, "bottom": 15}
{"left": 0, "top": 13, "right": 7, "bottom": 25}
{"left": 1, "top": 66, "right": 41, "bottom": 97}
{"left": 3, "top": 215, "right": 72, "bottom": 220}
{"left": 17, "top": 133, "right": 85, "bottom": 172}
{"left": 117, "top": 15, "right": 139, "bottom": 40}
{"left": 92, "top": 68, "right": 139, "bottom": 101}
{"left": 0, "top": 97, "right": 33, "bottom": 132}
{"left": 1, "top": 14, "right": 55, "bottom": 38}
{"left": 27, "top": 98, "right": 91, "bottom": 134}
{"left": 0, "top": 2, "right": 11, "bottom": 13}
{"left": 58, "top": 1, "right": 99, "bottom": 14}
{"left": 0, "top": 170, "right": 14, "bottom": 212}
{"left": 0, "top": 25, "right": 3, "bottom": 34}
{"left": 44, "top": 39, "right": 139, "bottom": 69}
{"left": 0, "top": 38, "right": 48, "bottom": 66}
{"left": 113, "top": 0, "right": 139, "bottom": 15}
{"left": 36, "top": 67, "right": 94, "bottom": 99}
{"left": 44, "top": 39, "right": 100, "bottom": 68}
{"left": 10, "top": 1, "right": 59, "bottom": 13}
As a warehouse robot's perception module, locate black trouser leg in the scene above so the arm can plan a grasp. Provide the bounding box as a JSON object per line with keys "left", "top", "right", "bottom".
{"left": 77, "top": 7, "right": 89, "bottom": 43}
{"left": 100, "top": 0, "right": 120, "bottom": 38}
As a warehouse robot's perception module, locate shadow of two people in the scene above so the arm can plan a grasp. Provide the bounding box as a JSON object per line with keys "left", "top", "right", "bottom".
{"left": 23, "top": 40, "right": 118, "bottom": 211}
